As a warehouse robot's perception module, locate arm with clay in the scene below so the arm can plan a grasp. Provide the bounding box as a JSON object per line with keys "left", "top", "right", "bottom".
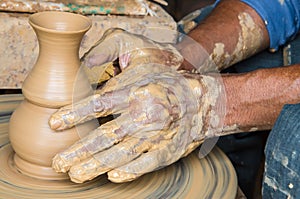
{"left": 179, "top": 0, "right": 300, "bottom": 71}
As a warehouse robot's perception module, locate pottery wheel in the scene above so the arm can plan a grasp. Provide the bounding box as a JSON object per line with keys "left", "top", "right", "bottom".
{"left": 0, "top": 94, "right": 238, "bottom": 199}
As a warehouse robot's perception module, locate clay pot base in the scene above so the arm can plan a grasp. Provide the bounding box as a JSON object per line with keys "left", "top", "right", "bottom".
{"left": 0, "top": 94, "right": 23, "bottom": 146}
{"left": 0, "top": 95, "right": 238, "bottom": 198}
{"left": 0, "top": 143, "right": 237, "bottom": 198}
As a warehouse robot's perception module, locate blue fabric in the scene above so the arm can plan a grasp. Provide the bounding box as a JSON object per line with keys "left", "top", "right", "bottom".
{"left": 263, "top": 104, "right": 300, "bottom": 198}
{"left": 290, "top": 34, "right": 300, "bottom": 64}
{"left": 215, "top": 0, "right": 300, "bottom": 50}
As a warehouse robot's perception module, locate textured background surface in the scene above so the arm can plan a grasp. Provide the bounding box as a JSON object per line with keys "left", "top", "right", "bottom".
{"left": 0, "top": 0, "right": 154, "bottom": 15}
{"left": 0, "top": 2, "right": 177, "bottom": 88}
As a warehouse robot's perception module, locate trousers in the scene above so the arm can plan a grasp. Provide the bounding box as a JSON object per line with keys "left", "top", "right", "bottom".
{"left": 263, "top": 104, "right": 300, "bottom": 198}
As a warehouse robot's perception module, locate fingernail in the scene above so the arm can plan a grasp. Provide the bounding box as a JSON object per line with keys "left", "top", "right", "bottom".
{"left": 69, "top": 168, "right": 86, "bottom": 183}
{"left": 52, "top": 154, "right": 70, "bottom": 173}
{"left": 108, "top": 170, "right": 137, "bottom": 183}
{"left": 49, "top": 117, "right": 62, "bottom": 130}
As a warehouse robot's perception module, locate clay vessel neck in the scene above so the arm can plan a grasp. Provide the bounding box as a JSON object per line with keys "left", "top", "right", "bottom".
{"left": 22, "top": 11, "right": 92, "bottom": 108}
{"left": 34, "top": 30, "right": 82, "bottom": 72}
{"left": 30, "top": 11, "right": 91, "bottom": 68}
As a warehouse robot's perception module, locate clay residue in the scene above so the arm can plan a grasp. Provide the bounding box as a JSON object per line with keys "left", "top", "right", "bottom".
{"left": 186, "top": 75, "right": 225, "bottom": 139}
{"left": 209, "top": 12, "right": 264, "bottom": 70}
{"left": 234, "top": 12, "right": 263, "bottom": 61}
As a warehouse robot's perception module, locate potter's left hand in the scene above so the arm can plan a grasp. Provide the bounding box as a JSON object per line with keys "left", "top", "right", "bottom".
{"left": 49, "top": 65, "right": 224, "bottom": 183}
{"left": 81, "top": 28, "right": 183, "bottom": 71}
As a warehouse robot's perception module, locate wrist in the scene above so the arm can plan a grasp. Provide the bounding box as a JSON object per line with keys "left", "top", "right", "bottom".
{"left": 182, "top": 72, "right": 226, "bottom": 138}
{"left": 221, "top": 72, "right": 267, "bottom": 133}
{"left": 221, "top": 67, "right": 299, "bottom": 134}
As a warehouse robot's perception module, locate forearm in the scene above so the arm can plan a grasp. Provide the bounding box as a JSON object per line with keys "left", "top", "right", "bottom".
{"left": 179, "top": 0, "right": 269, "bottom": 71}
{"left": 222, "top": 64, "right": 300, "bottom": 134}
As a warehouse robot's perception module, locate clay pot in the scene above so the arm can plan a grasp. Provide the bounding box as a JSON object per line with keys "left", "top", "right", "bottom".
{"left": 9, "top": 11, "right": 98, "bottom": 180}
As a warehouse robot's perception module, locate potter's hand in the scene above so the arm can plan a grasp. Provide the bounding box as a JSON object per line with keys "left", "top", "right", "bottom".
{"left": 49, "top": 65, "right": 224, "bottom": 183}
{"left": 81, "top": 28, "right": 183, "bottom": 71}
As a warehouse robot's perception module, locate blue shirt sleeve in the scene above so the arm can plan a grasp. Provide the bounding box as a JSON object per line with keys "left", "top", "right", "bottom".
{"left": 215, "top": 0, "right": 300, "bottom": 50}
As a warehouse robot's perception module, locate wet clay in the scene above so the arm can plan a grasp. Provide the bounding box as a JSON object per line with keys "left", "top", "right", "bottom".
{"left": 9, "top": 100, "right": 97, "bottom": 180}
{"left": 8, "top": 11, "right": 98, "bottom": 180}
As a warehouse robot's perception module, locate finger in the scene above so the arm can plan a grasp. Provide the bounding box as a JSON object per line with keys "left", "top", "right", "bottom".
{"left": 67, "top": 137, "right": 151, "bottom": 183}
{"left": 122, "top": 48, "right": 183, "bottom": 71}
{"left": 106, "top": 131, "right": 182, "bottom": 183}
{"left": 52, "top": 118, "right": 122, "bottom": 173}
{"left": 107, "top": 144, "right": 175, "bottom": 183}
{"left": 80, "top": 29, "right": 125, "bottom": 68}
{"left": 52, "top": 113, "right": 147, "bottom": 173}
{"left": 49, "top": 88, "right": 129, "bottom": 131}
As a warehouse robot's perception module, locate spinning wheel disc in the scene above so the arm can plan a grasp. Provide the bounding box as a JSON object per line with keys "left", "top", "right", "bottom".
{"left": 0, "top": 95, "right": 237, "bottom": 198}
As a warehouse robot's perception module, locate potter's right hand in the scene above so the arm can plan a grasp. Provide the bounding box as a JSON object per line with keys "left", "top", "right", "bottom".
{"left": 81, "top": 28, "right": 183, "bottom": 72}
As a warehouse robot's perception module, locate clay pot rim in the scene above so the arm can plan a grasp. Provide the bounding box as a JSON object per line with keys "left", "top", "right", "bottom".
{"left": 28, "top": 11, "right": 92, "bottom": 34}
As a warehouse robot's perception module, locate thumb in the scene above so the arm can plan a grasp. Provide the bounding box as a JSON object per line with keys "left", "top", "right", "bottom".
{"left": 81, "top": 28, "right": 126, "bottom": 68}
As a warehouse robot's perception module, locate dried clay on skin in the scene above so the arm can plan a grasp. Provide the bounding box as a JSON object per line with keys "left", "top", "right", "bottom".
{"left": 209, "top": 12, "right": 264, "bottom": 70}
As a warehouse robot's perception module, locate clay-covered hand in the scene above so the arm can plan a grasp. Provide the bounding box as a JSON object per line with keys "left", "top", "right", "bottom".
{"left": 49, "top": 64, "right": 224, "bottom": 183}
{"left": 81, "top": 28, "right": 183, "bottom": 71}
